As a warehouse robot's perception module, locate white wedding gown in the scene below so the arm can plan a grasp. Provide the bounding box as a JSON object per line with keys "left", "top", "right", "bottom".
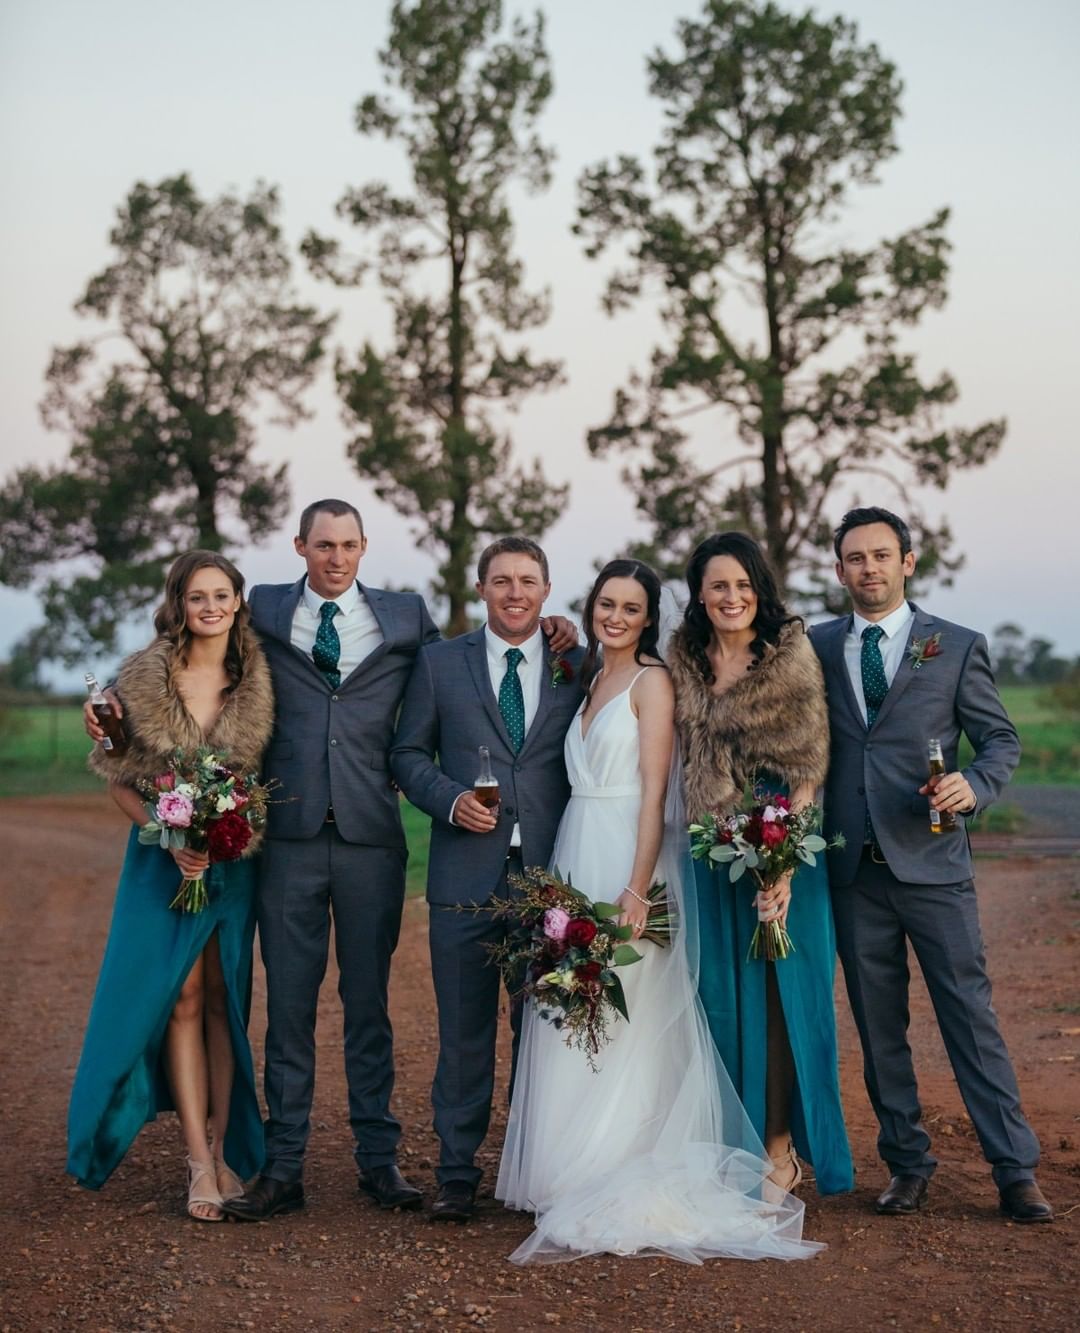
{"left": 495, "top": 670, "right": 822, "bottom": 1264}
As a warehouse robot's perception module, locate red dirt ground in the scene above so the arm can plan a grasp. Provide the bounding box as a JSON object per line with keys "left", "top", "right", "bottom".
{"left": 1, "top": 794, "right": 1077, "bottom": 1332}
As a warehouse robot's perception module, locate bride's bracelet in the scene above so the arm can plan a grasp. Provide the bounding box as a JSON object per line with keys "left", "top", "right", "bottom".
{"left": 621, "top": 886, "right": 650, "bottom": 906}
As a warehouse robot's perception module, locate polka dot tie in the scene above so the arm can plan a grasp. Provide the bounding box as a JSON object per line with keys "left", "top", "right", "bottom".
{"left": 313, "top": 601, "right": 341, "bottom": 689}
{"left": 499, "top": 648, "right": 526, "bottom": 752}
{"left": 861, "top": 624, "right": 887, "bottom": 845}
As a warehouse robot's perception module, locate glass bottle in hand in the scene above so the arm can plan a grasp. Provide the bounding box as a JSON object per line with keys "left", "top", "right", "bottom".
{"left": 474, "top": 746, "right": 500, "bottom": 811}
{"left": 85, "top": 673, "right": 128, "bottom": 756}
{"left": 927, "top": 738, "right": 956, "bottom": 832}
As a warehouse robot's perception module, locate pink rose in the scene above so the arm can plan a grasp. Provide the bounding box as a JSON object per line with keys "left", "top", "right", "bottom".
{"left": 155, "top": 772, "right": 176, "bottom": 792}
{"left": 155, "top": 791, "right": 194, "bottom": 828}
{"left": 542, "top": 907, "right": 571, "bottom": 942}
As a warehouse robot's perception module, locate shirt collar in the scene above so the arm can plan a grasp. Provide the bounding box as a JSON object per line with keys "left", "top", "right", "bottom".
{"left": 851, "top": 600, "right": 914, "bottom": 642}
{"left": 485, "top": 624, "right": 544, "bottom": 665}
{"left": 303, "top": 579, "right": 361, "bottom": 618}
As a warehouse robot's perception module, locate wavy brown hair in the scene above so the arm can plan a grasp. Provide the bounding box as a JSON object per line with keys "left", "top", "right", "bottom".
{"left": 153, "top": 551, "right": 256, "bottom": 692}
{"left": 580, "top": 559, "right": 663, "bottom": 709}
{"left": 681, "top": 533, "right": 800, "bottom": 686}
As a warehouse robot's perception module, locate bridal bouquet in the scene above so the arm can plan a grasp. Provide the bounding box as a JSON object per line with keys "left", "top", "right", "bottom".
{"left": 137, "top": 747, "right": 271, "bottom": 912}
{"left": 689, "top": 794, "right": 844, "bottom": 961}
{"left": 485, "top": 867, "right": 672, "bottom": 1066}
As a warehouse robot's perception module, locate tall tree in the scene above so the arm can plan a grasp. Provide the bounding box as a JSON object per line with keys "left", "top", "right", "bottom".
{"left": 576, "top": 0, "right": 1005, "bottom": 600}
{"left": 304, "top": 0, "right": 566, "bottom": 634}
{"left": 0, "top": 174, "right": 332, "bottom": 664}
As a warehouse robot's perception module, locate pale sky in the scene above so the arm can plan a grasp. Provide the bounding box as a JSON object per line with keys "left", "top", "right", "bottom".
{"left": 2, "top": 0, "right": 1078, "bottom": 682}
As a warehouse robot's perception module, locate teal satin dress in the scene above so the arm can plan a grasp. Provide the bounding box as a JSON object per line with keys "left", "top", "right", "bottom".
{"left": 67, "top": 828, "right": 264, "bottom": 1190}
{"left": 694, "top": 788, "right": 854, "bottom": 1195}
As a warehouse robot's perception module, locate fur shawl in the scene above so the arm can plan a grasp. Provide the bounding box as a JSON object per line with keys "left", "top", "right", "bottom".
{"left": 88, "top": 636, "right": 275, "bottom": 791}
{"left": 668, "top": 619, "right": 829, "bottom": 820}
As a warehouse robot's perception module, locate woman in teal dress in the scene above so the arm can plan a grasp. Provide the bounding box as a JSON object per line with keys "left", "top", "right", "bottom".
{"left": 669, "top": 533, "right": 853, "bottom": 1196}
{"left": 68, "top": 551, "right": 275, "bottom": 1219}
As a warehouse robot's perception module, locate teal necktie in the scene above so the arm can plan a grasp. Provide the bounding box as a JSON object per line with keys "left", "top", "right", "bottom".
{"left": 313, "top": 601, "right": 341, "bottom": 689}
{"left": 499, "top": 648, "right": 526, "bottom": 752}
{"left": 860, "top": 624, "right": 888, "bottom": 726}
{"left": 861, "top": 624, "right": 887, "bottom": 845}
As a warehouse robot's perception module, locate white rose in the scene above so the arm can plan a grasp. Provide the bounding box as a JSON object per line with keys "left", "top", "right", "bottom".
{"left": 175, "top": 783, "right": 197, "bottom": 797}
{"left": 215, "top": 793, "right": 237, "bottom": 814}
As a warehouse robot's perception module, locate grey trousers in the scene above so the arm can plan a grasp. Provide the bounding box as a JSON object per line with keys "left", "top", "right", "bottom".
{"left": 832, "top": 854, "right": 1039, "bottom": 1188}
{"left": 257, "top": 829, "right": 406, "bottom": 1182}
{"left": 428, "top": 853, "right": 524, "bottom": 1189}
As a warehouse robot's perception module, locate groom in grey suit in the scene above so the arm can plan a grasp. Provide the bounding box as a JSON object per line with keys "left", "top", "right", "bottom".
{"left": 391, "top": 537, "right": 585, "bottom": 1221}
{"left": 809, "top": 507, "right": 1051, "bottom": 1223}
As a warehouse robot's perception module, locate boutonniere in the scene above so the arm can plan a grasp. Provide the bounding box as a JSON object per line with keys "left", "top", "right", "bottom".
{"left": 907, "top": 632, "right": 943, "bottom": 669}
{"left": 548, "top": 654, "right": 575, "bottom": 689}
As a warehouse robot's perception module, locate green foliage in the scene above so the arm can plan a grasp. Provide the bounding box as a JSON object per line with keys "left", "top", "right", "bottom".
{"left": 0, "top": 174, "right": 333, "bottom": 664}
{"left": 304, "top": 0, "right": 566, "bottom": 633}
{"left": 575, "top": 0, "right": 1005, "bottom": 602}
{"left": 957, "top": 686, "right": 1080, "bottom": 785}
{"left": 991, "top": 622, "right": 1075, "bottom": 686}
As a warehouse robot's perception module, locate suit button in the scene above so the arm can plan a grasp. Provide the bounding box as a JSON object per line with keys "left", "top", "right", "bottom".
{"left": 514, "top": 765, "right": 522, "bottom": 773}
{"left": 504, "top": 805, "right": 515, "bottom": 817}
{"left": 857, "top": 786, "right": 865, "bottom": 795}
{"left": 330, "top": 738, "right": 338, "bottom": 746}
{"left": 331, "top": 695, "right": 339, "bottom": 702}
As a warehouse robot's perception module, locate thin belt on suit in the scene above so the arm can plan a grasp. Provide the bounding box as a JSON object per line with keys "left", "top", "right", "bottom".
{"left": 570, "top": 785, "right": 640, "bottom": 799}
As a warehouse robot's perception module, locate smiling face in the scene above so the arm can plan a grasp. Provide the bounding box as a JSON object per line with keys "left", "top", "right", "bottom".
{"left": 592, "top": 575, "right": 651, "bottom": 654}
{"left": 836, "top": 521, "right": 916, "bottom": 619}
{"left": 295, "top": 510, "right": 367, "bottom": 600}
{"left": 477, "top": 552, "right": 550, "bottom": 644}
{"left": 183, "top": 565, "right": 241, "bottom": 640}
{"left": 701, "top": 554, "right": 759, "bottom": 641}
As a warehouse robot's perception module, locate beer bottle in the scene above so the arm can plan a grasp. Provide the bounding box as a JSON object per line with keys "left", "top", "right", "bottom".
{"left": 927, "top": 738, "right": 956, "bottom": 833}
{"left": 85, "top": 673, "right": 128, "bottom": 756}
{"left": 473, "top": 746, "right": 500, "bottom": 811}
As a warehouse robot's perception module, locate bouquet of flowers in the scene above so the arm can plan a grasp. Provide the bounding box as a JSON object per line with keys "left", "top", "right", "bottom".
{"left": 689, "top": 793, "right": 844, "bottom": 961}
{"left": 485, "top": 867, "right": 672, "bottom": 1067}
{"left": 137, "top": 747, "right": 271, "bottom": 912}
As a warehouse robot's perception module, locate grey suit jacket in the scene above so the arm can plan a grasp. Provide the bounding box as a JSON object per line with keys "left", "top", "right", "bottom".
{"left": 250, "top": 578, "right": 439, "bottom": 846}
{"left": 809, "top": 604, "right": 1020, "bottom": 888}
{"left": 390, "top": 630, "right": 586, "bottom": 906}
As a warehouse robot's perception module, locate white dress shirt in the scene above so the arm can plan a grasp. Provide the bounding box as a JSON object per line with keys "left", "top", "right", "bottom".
{"left": 290, "top": 580, "right": 383, "bottom": 681}
{"left": 450, "top": 625, "right": 546, "bottom": 844}
{"left": 843, "top": 600, "right": 915, "bottom": 725}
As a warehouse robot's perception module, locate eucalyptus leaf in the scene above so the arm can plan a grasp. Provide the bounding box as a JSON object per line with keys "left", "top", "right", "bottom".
{"left": 729, "top": 859, "right": 747, "bottom": 883}
{"left": 612, "top": 943, "right": 643, "bottom": 968}
{"left": 802, "top": 835, "right": 827, "bottom": 852}
{"left": 593, "top": 901, "right": 623, "bottom": 920}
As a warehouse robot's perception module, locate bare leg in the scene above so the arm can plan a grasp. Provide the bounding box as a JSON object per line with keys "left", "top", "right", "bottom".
{"left": 765, "top": 963, "right": 798, "bottom": 1186}
{"left": 202, "top": 933, "right": 241, "bottom": 1196}
{"left": 164, "top": 950, "right": 220, "bottom": 1220}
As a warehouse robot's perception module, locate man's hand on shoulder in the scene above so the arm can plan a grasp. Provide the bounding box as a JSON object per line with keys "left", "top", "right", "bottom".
{"left": 541, "top": 615, "right": 579, "bottom": 656}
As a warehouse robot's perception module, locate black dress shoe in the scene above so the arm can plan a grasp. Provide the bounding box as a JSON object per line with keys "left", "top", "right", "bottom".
{"left": 358, "top": 1164, "right": 423, "bottom": 1211}
{"left": 875, "top": 1174, "right": 929, "bottom": 1215}
{"left": 221, "top": 1174, "right": 305, "bottom": 1222}
{"left": 999, "top": 1180, "right": 1054, "bottom": 1223}
{"left": 430, "top": 1182, "right": 476, "bottom": 1223}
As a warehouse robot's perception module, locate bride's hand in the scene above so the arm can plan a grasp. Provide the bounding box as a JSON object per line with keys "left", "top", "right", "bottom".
{"left": 616, "top": 888, "right": 650, "bottom": 939}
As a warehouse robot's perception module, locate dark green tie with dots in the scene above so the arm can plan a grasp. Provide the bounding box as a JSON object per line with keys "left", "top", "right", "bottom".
{"left": 313, "top": 601, "right": 341, "bottom": 689}
{"left": 499, "top": 647, "right": 526, "bottom": 752}
{"left": 861, "top": 624, "right": 887, "bottom": 844}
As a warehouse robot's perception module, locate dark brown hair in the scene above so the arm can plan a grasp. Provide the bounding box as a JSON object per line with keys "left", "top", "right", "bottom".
{"left": 153, "top": 551, "right": 254, "bottom": 691}
{"left": 476, "top": 536, "right": 549, "bottom": 584}
{"left": 298, "top": 498, "right": 364, "bottom": 542}
{"left": 580, "top": 559, "right": 663, "bottom": 708}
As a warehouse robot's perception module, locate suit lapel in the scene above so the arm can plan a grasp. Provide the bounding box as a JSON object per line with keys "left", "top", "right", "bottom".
{"left": 517, "top": 644, "right": 558, "bottom": 760}
{"left": 872, "top": 604, "right": 934, "bottom": 730}
{"left": 274, "top": 579, "right": 331, "bottom": 687}
{"left": 340, "top": 583, "right": 391, "bottom": 688}
{"left": 820, "top": 615, "right": 867, "bottom": 730}
{"left": 465, "top": 630, "right": 517, "bottom": 755}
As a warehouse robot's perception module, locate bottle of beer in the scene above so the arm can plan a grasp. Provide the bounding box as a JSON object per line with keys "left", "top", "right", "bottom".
{"left": 927, "top": 738, "right": 956, "bottom": 833}
{"left": 473, "top": 745, "right": 500, "bottom": 811}
{"left": 85, "top": 673, "right": 128, "bottom": 756}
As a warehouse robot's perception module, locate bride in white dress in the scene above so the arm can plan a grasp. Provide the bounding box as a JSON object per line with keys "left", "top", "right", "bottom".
{"left": 496, "top": 560, "right": 821, "bottom": 1264}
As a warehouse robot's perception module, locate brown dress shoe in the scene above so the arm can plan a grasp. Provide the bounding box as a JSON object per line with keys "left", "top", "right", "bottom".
{"left": 999, "top": 1180, "right": 1054, "bottom": 1223}
{"left": 875, "top": 1174, "right": 928, "bottom": 1214}
{"left": 358, "top": 1164, "right": 423, "bottom": 1211}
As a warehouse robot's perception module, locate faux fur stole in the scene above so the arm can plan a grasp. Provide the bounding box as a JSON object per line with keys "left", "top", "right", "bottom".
{"left": 668, "top": 620, "right": 830, "bottom": 820}
{"left": 88, "top": 636, "right": 275, "bottom": 788}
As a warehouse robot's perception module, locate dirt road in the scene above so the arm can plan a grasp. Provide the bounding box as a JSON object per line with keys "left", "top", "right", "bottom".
{"left": 1, "top": 795, "right": 1077, "bottom": 1331}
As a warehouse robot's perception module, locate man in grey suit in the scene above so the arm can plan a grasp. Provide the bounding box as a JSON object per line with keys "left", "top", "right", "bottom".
{"left": 391, "top": 536, "right": 585, "bottom": 1221}
{"left": 225, "top": 498, "right": 442, "bottom": 1219}
{"left": 809, "top": 506, "right": 1051, "bottom": 1223}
